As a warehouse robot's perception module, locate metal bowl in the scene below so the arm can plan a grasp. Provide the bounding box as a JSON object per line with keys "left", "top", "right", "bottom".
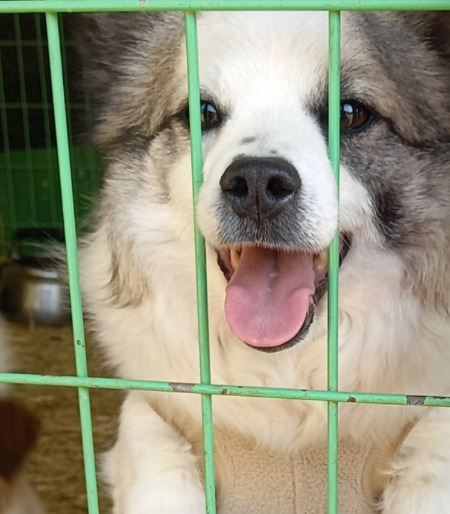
{"left": 0, "top": 227, "right": 70, "bottom": 328}
{"left": 0, "top": 258, "right": 70, "bottom": 327}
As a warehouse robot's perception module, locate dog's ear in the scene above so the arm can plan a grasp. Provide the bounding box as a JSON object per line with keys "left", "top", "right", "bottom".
{"left": 426, "top": 12, "right": 450, "bottom": 58}
{"left": 70, "top": 13, "right": 184, "bottom": 150}
{"left": 400, "top": 12, "right": 450, "bottom": 59}
{"left": 70, "top": 14, "right": 156, "bottom": 103}
{"left": 0, "top": 400, "right": 40, "bottom": 481}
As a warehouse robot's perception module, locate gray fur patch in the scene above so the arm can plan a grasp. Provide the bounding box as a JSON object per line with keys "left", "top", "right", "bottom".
{"left": 350, "top": 12, "right": 450, "bottom": 143}
{"left": 72, "top": 12, "right": 186, "bottom": 152}
{"left": 339, "top": 12, "right": 450, "bottom": 306}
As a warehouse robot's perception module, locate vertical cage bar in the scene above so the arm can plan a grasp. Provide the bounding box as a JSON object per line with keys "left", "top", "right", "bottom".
{"left": 59, "top": 16, "right": 80, "bottom": 219}
{"left": 45, "top": 12, "right": 99, "bottom": 514}
{"left": 14, "top": 14, "right": 37, "bottom": 221}
{"left": 35, "top": 13, "right": 58, "bottom": 224}
{"left": 185, "top": 11, "right": 217, "bottom": 514}
{"left": 59, "top": 17, "right": 74, "bottom": 145}
{"left": 327, "top": 10, "right": 341, "bottom": 514}
{"left": 0, "top": 46, "right": 17, "bottom": 234}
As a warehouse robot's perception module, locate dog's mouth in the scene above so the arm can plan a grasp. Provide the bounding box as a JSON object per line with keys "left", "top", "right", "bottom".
{"left": 217, "top": 235, "right": 351, "bottom": 352}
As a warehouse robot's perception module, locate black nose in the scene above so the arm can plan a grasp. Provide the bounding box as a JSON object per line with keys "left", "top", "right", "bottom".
{"left": 220, "top": 157, "right": 301, "bottom": 221}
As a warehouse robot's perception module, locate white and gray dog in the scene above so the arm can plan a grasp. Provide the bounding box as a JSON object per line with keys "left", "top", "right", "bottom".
{"left": 76, "top": 11, "right": 450, "bottom": 513}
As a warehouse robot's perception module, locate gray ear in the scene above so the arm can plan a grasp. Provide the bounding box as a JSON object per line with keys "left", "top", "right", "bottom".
{"left": 71, "top": 13, "right": 167, "bottom": 99}
{"left": 70, "top": 13, "right": 185, "bottom": 150}
{"left": 400, "top": 12, "right": 450, "bottom": 59}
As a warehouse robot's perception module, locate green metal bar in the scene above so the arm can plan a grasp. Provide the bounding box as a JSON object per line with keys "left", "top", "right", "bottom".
{"left": 0, "top": 0, "right": 449, "bottom": 12}
{"left": 0, "top": 372, "right": 449, "bottom": 407}
{"left": 59, "top": 17, "right": 74, "bottom": 148}
{"left": 58, "top": 16, "right": 80, "bottom": 216}
{"left": 1, "top": 102, "right": 83, "bottom": 109}
{"left": 45, "top": 13, "right": 99, "bottom": 514}
{"left": 327, "top": 10, "right": 341, "bottom": 514}
{"left": 0, "top": 40, "right": 49, "bottom": 46}
{"left": 35, "top": 13, "right": 58, "bottom": 224}
{"left": 0, "top": 46, "right": 17, "bottom": 233}
{"left": 14, "top": 14, "right": 37, "bottom": 221}
{"left": 185, "top": 11, "right": 217, "bottom": 514}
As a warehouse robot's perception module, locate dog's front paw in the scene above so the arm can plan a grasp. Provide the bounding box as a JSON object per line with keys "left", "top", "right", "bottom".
{"left": 380, "top": 410, "right": 450, "bottom": 514}
{"left": 107, "top": 393, "right": 207, "bottom": 514}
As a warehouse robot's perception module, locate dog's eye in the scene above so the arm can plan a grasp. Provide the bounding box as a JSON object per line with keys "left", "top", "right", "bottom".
{"left": 340, "top": 100, "right": 371, "bottom": 132}
{"left": 200, "top": 101, "right": 222, "bottom": 130}
{"left": 183, "top": 101, "right": 223, "bottom": 131}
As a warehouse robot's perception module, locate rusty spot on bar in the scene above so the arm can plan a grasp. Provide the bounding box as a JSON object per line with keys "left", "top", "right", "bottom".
{"left": 169, "top": 382, "right": 195, "bottom": 393}
{"left": 406, "top": 395, "right": 425, "bottom": 406}
{"left": 347, "top": 396, "right": 356, "bottom": 403}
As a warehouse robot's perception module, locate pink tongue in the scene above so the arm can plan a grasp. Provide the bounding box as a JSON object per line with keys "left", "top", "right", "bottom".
{"left": 225, "top": 247, "right": 315, "bottom": 348}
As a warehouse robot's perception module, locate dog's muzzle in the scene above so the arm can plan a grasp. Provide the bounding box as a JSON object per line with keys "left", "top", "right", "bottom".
{"left": 217, "top": 156, "right": 349, "bottom": 352}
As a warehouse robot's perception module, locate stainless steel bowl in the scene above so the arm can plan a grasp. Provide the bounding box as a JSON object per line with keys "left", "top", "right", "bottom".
{"left": 0, "top": 259, "right": 70, "bottom": 326}
{"left": 0, "top": 227, "right": 70, "bottom": 328}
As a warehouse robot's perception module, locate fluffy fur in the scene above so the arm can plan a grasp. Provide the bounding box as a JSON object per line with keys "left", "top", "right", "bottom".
{"left": 76, "top": 11, "right": 450, "bottom": 513}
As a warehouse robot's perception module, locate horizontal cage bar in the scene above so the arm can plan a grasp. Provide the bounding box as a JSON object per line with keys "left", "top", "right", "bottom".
{"left": 0, "top": 0, "right": 450, "bottom": 14}
{"left": 0, "top": 373, "right": 449, "bottom": 407}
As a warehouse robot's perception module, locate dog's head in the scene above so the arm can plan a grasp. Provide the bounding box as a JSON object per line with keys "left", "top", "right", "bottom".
{"left": 76, "top": 11, "right": 450, "bottom": 351}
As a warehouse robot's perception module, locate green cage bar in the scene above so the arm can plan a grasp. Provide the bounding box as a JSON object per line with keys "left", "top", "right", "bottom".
{"left": 2, "top": 371, "right": 450, "bottom": 406}
{"left": 185, "top": 11, "right": 217, "bottom": 514}
{"left": 1, "top": 0, "right": 450, "bottom": 12}
{"left": 327, "top": 11, "right": 341, "bottom": 514}
{"left": 1, "top": 371, "right": 450, "bottom": 408}
{"left": 13, "top": 14, "right": 38, "bottom": 223}
{"left": 45, "top": 12, "right": 100, "bottom": 514}
{"left": 0, "top": 51, "right": 17, "bottom": 236}
{"left": 35, "top": 13, "right": 59, "bottom": 225}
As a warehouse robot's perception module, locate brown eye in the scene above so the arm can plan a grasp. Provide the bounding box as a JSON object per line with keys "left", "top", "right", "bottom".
{"left": 340, "top": 101, "right": 371, "bottom": 131}
{"left": 182, "top": 100, "right": 223, "bottom": 131}
{"left": 200, "top": 101, "right": 222, "bottom": 130}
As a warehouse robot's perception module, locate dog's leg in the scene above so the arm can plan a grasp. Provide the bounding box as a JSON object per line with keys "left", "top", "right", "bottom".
{"left": 104, "top": 391, "right": 206, "bottom": 514}
{"left": 381, "top": 408, "right": 450, "bottom": 514}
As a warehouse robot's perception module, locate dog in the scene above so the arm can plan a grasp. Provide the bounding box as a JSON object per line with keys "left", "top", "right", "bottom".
{"left": 75, "top": 10, "right": 450, "bottom": 513}
{"left": 0, "top": 318, "right": 45, "bottom": 514}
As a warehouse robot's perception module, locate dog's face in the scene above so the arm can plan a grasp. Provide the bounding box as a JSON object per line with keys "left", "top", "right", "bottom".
{"left": 77, "top": 11, "right": 450, "bottom": 351}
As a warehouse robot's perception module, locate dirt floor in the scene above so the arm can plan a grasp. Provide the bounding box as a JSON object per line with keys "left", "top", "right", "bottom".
{"left": 6, "top": 322, "right": 122, "bottom": 514}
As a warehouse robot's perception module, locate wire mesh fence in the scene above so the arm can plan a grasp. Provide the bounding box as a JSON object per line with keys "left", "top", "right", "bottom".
{"left": 0, "top": 2, "right": 449, "bottom": 514}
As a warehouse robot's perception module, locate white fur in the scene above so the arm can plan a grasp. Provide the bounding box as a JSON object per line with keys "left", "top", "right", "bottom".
{"left": 80, "top": 11, "right": 450, "bottom": 513}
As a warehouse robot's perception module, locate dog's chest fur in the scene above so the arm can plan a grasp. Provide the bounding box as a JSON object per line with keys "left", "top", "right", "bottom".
{"left": 185, "top": 426, "right": 410, "bottom": 514}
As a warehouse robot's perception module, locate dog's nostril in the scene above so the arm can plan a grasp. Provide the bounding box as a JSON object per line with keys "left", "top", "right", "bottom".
{"left": 224, "top": 176, "right": 248, "bottom": 199}
{"left": 267, "top": 176, "right": 295, "bottom": 200}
